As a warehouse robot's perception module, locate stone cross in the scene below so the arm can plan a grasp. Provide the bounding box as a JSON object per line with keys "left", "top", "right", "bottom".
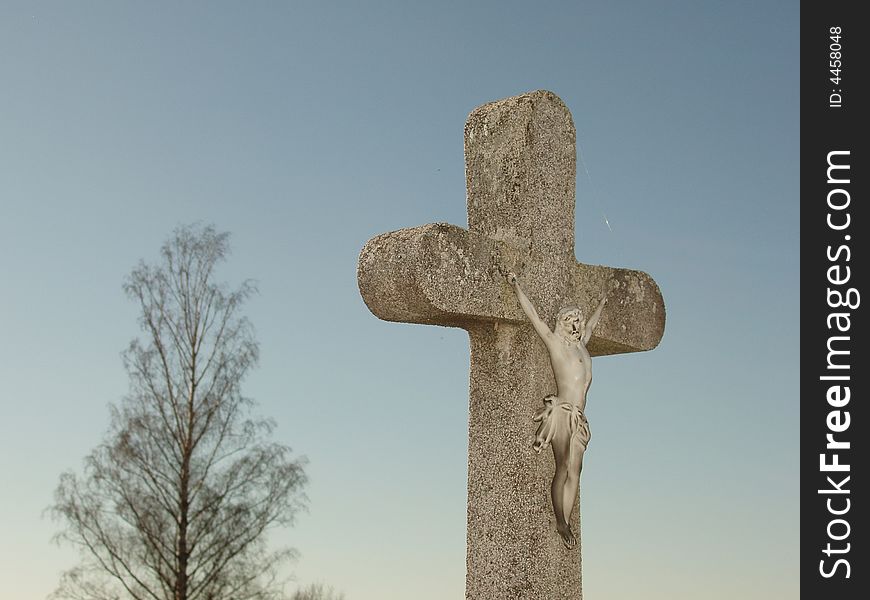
{"left": 357, "top": 90, "right": 665, "bottom": 600}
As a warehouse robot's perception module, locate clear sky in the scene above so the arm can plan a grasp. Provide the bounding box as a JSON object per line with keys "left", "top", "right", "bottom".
{"left": 1, "top": 2, "right": 798, "bottom": 599}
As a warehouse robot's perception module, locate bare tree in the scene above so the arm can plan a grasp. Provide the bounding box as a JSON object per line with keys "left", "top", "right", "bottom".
{"left": 290, "top": 584, "right": 346, "bottom": 600}
{"left": 51, "top": 224, "right": 307, "bottom": 600}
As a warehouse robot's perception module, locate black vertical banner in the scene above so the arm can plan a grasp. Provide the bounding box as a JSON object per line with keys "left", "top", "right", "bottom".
{"left": 802, "top": 2, "right": 866, "bottom": 598}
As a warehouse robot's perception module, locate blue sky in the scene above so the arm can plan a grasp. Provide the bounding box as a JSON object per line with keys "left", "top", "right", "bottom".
{"left": 1, "top": 2, "right": 797, "bottom": 599}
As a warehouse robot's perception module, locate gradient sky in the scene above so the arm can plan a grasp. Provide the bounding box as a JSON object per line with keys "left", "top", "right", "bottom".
{"left": 1, "top": 2, "right": 798, "bottom": 599}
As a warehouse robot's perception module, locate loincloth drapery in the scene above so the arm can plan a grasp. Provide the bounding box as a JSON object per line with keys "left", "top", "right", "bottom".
{"left": 532, "top": 395, "right": 591, "bottom": 454}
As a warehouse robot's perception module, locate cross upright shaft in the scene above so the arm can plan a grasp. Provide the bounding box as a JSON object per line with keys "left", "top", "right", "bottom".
{"left": 358, "top": 90, "right": 665, "bottom": 599}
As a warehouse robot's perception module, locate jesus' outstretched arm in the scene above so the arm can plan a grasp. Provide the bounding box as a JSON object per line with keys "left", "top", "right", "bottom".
{"left": 581, "top": 295, "right": 607, "bottom": 345}
{"left": 507, "top": 273, "right": 553, "bottom": 345}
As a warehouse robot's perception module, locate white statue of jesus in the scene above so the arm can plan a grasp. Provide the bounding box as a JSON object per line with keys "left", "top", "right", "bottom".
{"left": 508, "top": 272, "right": 607, "bottom": 549}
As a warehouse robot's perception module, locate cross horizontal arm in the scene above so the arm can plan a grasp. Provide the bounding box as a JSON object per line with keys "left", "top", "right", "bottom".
{"left": 357, "top": 223, "right": 515, "bottom": 328}
{"left": 357, "top": 223, "right": 665, "bottom": 355}
{"left": 568, "top": 263, "right": 665, "bottom": 356}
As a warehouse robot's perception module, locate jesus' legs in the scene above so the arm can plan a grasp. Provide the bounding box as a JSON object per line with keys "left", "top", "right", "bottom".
{"left": 561, "top": 433, "right": 585, "bottom": 527}
{"left": 549, "top": 424, "right": 576, "bottom": 549}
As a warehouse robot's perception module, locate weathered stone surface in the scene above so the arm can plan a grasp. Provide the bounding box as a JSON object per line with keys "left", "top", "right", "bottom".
{"left": 466, "top": 323, "right": 582, "bottom": 600}
{"left": 357, "top": 222, "right": 663, "bottom": 355}
{"left": 357, "top": 90, "right": 665, "bottom": 599}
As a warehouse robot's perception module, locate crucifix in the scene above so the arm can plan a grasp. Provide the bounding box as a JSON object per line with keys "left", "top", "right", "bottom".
{"left": 357, "top": 90, "right": 665, "bottom": 600}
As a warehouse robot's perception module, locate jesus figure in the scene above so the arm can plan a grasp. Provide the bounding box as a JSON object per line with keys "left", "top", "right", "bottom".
{"left": 507, "top": 272, "right": 607, "bottom": 549}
